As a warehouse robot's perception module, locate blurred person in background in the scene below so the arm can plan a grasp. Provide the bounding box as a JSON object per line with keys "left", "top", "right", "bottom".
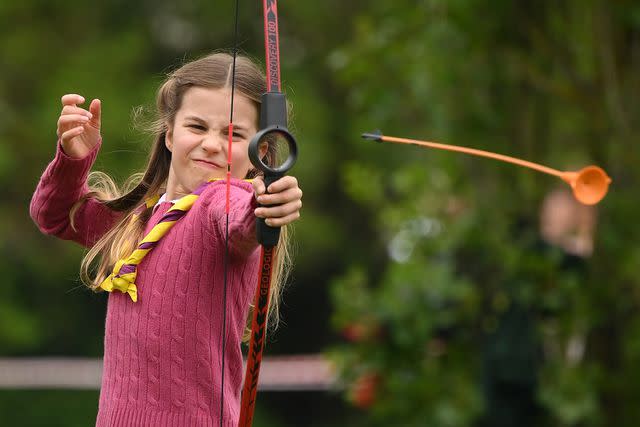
{"left": 480, "top": 186, "right": 597, "bottom": 427}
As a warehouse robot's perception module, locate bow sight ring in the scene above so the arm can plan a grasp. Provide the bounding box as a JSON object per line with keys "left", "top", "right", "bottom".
{"left": 248, "top": 126, "right": 297, "bottom": 176}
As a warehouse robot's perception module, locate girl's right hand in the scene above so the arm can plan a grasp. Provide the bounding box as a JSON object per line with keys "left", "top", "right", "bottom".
{"left": 57, "top": 94, "right": 102, "bottom": 159}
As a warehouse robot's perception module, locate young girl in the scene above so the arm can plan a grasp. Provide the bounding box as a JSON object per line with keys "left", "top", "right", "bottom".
{"left": 29, "top": 52, "right": 303, "bottom": 426}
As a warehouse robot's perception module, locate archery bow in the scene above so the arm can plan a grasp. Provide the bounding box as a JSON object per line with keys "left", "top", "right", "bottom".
{"left": 363, "top": 131, "right": 611, "bottom": 205}
{"left": 238, "top": 1, "right": 298, "bottom": 426}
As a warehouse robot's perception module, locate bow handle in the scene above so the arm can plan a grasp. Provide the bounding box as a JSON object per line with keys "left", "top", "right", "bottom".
{"left": 249, "top": 92, "right": 298, "bottom": 248}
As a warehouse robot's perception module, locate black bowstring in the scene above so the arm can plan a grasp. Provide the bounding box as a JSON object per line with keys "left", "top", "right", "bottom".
{"left": 220, "top": 0, "right": 240, "bottom": 425}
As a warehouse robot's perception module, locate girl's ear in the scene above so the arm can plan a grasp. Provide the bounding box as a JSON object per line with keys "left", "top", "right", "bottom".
{"left": 259, "top": 141, "right": 269, "bottom": 160}
{"left": 165, "top": 128, "right": 173, "bottom": 152}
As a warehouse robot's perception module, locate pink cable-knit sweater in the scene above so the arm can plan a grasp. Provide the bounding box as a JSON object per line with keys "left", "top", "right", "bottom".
{"left": 29, "top": 142, "right": 260, "bottom": 426}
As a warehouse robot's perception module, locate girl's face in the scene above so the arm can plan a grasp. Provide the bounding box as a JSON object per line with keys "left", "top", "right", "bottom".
{"left": 164, "top": 86, "right": 259, "bottom": 199}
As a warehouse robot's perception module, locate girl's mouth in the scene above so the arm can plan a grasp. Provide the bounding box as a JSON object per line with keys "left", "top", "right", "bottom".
{"left": 193, "top": 159, "right": 223, "bottom": 169}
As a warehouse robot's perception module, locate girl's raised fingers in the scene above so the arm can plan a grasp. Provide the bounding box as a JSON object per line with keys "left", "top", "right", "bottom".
{"left": 58, "top": 114, "right": 90, "bottom": 128}
{"left": 61, "top": 105, "right": 93, "bottom": 118}
{"left": 61, "top": 94, "right": 85, "bottom": 107}
{"left": 60, "top": 126, "right": 85, "bottom": 143}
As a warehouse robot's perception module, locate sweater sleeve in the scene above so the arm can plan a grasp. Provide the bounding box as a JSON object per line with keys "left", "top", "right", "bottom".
{"left": 201, "top": 179, "right": 259, "bottom": 258}
{"left": 29, "top": 141, "right": 122, "bottom": 248}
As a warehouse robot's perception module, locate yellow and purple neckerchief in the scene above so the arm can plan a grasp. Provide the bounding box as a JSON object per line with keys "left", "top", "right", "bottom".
{"left": 99, "top": 180, "right": 216, "bottom": 302}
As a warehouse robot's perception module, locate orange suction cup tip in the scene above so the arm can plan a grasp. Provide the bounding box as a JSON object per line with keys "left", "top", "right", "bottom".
{"left": 561, "top": 166, "right": 612, "bottom": 205}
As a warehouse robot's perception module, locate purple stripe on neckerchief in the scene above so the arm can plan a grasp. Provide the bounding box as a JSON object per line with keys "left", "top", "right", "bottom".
{"left": 118, "top": 264, "right": 137, "bottom": 275}
{"left": 160, "top": 210, "right": 186, "bottom": 223}
{"left": 138, "top": 241, "right": 158, "bottom": 250}
{"left": 155, "top": 182, "right": 210, "bottom": 224}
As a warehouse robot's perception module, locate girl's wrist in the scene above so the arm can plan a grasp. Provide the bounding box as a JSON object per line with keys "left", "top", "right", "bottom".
{"left": 59, "top": 139, "right": 100, "bottom": 160}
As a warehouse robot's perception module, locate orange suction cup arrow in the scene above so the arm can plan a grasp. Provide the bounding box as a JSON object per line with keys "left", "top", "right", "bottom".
{"left": 362, "top": 130, "right": 611, "bottom": 205}
{"left": 559, "top": 166, "right": 611, "bottom": 205}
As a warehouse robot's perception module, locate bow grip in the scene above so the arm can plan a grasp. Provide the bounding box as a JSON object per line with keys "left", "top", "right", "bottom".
{"left": 256, "top": 172, "right": 282, "bottom": 248}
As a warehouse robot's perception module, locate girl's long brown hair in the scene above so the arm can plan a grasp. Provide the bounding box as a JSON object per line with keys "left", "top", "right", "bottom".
{"left": 73, "top": 52, "right": 292, "bottom": 337}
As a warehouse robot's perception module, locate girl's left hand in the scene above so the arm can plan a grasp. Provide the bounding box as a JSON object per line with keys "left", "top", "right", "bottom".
{"left": 252, "top": 176, "right": 303, "bottom": 227}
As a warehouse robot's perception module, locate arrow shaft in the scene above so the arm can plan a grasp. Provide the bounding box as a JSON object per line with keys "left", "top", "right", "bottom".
{"left": 381, "top": 135, "right": 563, "bottom": 178}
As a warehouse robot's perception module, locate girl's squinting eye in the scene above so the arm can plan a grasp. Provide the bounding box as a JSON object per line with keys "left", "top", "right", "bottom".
{"left": 187, "top": 123, "right": 206, "bottom": 131}
{"left": 224, "top": 129, "right": 245, "bottom": 139}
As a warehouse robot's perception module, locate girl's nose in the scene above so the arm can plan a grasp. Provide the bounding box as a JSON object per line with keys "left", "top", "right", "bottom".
{"left": 201, "top": 132, "right": 225, "bottom": 152}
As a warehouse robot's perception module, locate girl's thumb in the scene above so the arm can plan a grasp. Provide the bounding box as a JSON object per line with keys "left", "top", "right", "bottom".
{"left": 89, "top": 99, "right": 102, "bottom": 128}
